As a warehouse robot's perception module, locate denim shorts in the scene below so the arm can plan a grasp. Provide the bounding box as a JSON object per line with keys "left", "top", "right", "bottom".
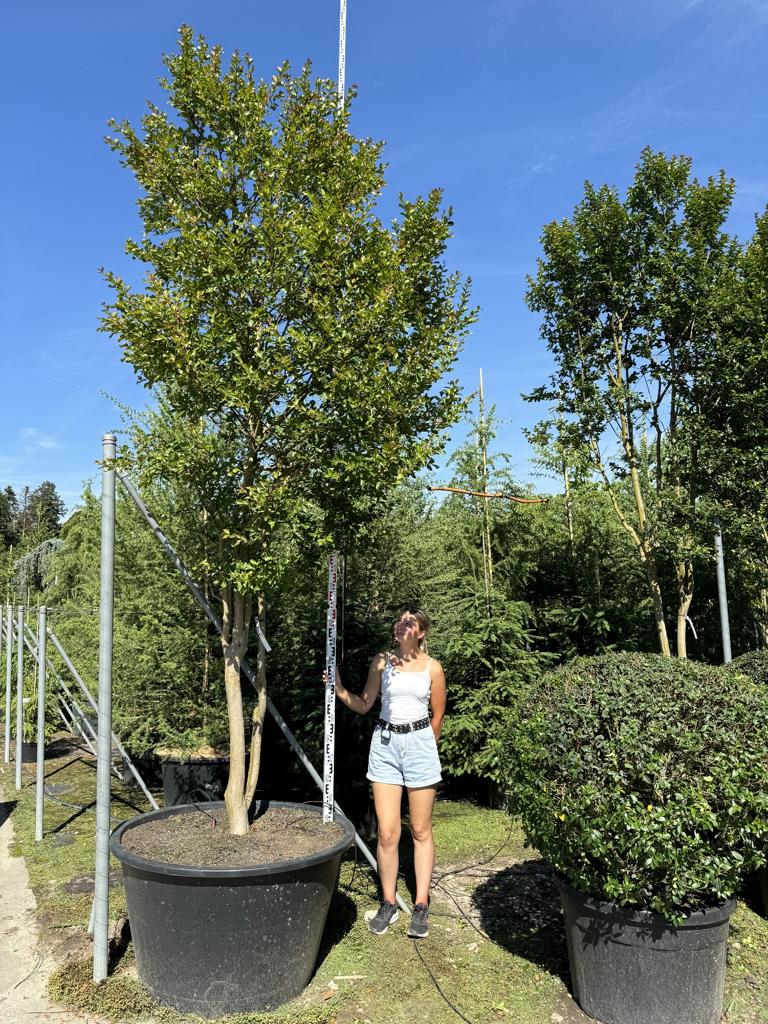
{"left": 366, "top": 723, "right": 442, "bottom": 788}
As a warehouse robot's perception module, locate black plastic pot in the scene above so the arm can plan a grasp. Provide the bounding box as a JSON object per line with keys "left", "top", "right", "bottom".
{"left": 555, "top": 875, "right": 735, "bottom": 1024}
{"left": 760, "top": 869, "right": 768, "bottom": 917}
{"left": 110, "top": 800, "right": 355, "bottom": 1017}
{"left": 20, "top": 741, "right": 38, "bottom": 763}
{"left": 160, "top": 756, "right": 229, "bottom": 807}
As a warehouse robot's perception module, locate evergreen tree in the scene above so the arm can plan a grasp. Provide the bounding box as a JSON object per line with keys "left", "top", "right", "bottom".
{"left": 29, "top": 481, "right": 66, "bottom": 536}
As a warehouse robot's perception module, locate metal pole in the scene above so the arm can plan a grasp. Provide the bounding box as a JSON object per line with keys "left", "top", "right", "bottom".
{"left": 4, "top": 605, "right": 12, "bottom": 762}
{"left": 714, "top": 519, "right": 732, "bottom": 664}
{"left": 93, "top": 434, "right": 116, "bottom": 983}
{"left": 337, "top": 0, "right": 347, "bottom": 111}
{"left": 35, "top": 607, "right": 47, "bottom": 841}
{"left": 323, "top": 552, "right": 339, "bottom": 822}
{"left": 15, "top": 606, "right": 24, "bottom": 790}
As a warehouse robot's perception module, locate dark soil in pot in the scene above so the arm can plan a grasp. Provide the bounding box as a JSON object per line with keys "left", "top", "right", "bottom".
{"left": 121, "top": 803, "right": 346, "bottom": 866}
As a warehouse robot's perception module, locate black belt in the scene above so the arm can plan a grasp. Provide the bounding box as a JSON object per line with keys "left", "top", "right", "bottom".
{"left": 377, "top": 717, "right": 430, "bottom": 734}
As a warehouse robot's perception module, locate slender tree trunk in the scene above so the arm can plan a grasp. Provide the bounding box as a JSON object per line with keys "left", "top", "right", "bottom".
{"left": 221, "top": 585, "right": 252, "bottom": 836}
{"left": 245, "top": 595, "right": 268, "bottom": 807}
{"left": 562, "top": 457, "right": 575, "bottom": 565}
{"left": 478, "top": 369, "right": 493, "bottom": 612}
{"left": 641, "top": 547, "right": 671, "bottom": 657}
{"left": 674, "top": 560, "right": 694, "bottom": 659}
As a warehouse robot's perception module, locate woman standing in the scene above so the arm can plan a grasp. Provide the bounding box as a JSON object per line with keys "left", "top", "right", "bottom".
{"left": 333, "top": 609, "right": 446, "bottom": 938}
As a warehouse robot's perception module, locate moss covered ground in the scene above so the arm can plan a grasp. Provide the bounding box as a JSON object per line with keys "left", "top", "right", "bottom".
{"left": 2, "top": 737, "right": 768, "bottom": 1024}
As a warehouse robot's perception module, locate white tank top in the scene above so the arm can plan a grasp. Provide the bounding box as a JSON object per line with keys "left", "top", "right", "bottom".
{"left": 379, "top": 657, "right": 432, "bottom": 724}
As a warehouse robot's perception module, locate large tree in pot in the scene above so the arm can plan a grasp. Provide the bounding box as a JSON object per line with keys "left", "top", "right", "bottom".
{"left": 101, "top": 27, "right": 476, "bottom": 835}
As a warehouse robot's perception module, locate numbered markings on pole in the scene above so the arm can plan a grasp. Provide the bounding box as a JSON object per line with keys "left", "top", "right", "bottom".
{"left": 323, "top": 551, "right": 339, "bottom": 822}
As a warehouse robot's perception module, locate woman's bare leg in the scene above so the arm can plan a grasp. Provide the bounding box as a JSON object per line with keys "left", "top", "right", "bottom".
{"left": 372, "top": 782, "right": 403, "bottom": 903}
{"left": 407, "top": 785, "right": 437, "bottom": 906}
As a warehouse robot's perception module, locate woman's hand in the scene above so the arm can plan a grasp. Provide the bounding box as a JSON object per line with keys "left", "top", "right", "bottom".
{"left": 322, "top": 666, "right": 342, "bottom": 687}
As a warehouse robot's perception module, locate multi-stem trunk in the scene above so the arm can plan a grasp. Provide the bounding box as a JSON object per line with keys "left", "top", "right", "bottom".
{"left": 605, "top": 321, "right": 672, "bottom": 657}
{"left": 221, "top": 586, "right": 252, "bottom": 836}
{"left": 220, "top": 587, "right": 269, "bottom": 836}
{"left": 674, "top": 559, "right": 695, "bottom": 659}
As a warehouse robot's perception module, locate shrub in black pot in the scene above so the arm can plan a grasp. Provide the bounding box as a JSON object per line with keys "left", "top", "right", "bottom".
{"left": 503, "top": 652, "right": 768, "bottom": 1024}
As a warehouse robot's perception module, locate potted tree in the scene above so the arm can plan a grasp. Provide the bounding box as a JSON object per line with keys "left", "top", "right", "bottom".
{"left": 503, "top": 652, "right": 768, "bottom": 1024}
{"left": 103, "top": 28, "right": 475, "bottom": 1017}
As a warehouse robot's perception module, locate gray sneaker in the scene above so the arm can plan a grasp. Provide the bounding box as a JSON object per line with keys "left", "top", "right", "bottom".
{"left": 365, "top": 901, "right": 399, "bottom": 935}
{"left": 407, "top": 902, "right": 429, "bottom": 938}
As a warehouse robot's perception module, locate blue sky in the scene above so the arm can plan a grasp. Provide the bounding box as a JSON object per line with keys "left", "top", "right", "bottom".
{"left": 2, "top": 0, "right": 767, "bottom": 511}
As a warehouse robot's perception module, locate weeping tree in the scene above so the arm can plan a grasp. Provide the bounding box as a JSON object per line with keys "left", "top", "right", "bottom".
{"left": 101, "top": 28, "right": 475, "bottom": 835}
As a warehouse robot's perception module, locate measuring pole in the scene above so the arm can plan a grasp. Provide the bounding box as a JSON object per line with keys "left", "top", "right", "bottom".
{"left": 93, "top": 434, "right": 116, "bottom": 983}
{"left": 35, "top": 606, "right": 47, "bottom": 841}
{"left": 15, "top": 606, "right": 24, "bottom": 790}
{"left": 3, "top": 605, "right": 11, "bottom": 762}
{"left": 337, "top": 0, "right": 347, "bottom": 111}
{"left": 323, "top": 552, "right": 339, "bottom": 823}
{"left": 321, "top": 1, "right": 348, "bottom": 825}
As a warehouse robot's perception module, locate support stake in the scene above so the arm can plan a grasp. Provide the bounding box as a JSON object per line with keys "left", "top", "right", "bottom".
{"left": 15, "top": 606, "right": 24, "bottom": 791}
{"left": 35, "top": 606, "right": 47, "bottom": 841}
{"left": 3, "top": 605, "right": 12, "bottom": 763}
{"left": 93, "top": 434, "right": 116, "bottom": 983}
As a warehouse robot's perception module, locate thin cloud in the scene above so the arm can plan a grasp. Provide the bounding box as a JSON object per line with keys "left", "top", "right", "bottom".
{"left": 21, "top": 427, "right": 59, "bottom": 451}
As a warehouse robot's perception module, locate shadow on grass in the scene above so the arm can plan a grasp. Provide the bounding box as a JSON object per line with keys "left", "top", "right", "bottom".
{"left": 315, "top": 883, "right": 358, "bottom": 968}
{"left": 44, "top": 755, "right": 93, "bottom": 781}
{"left": 0, "top": 799, "right": 17, "bottom": 828}
{"left": 472, "top": 860, "right": 570, "bottom": 983}
{"left": 50, "top": 799, "right": 97, "bottom": 835}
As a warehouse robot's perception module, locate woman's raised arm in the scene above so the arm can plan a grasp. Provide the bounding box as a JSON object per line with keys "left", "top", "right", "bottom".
{"left": 334, "top": 653, "right": 384, "bottom": 715}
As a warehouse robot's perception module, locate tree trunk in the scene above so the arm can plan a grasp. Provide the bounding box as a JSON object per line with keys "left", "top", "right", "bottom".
{"left": 245, "top": 595, "right": 268, "bottom": 807}
{"left": 221, "top": 586, "right": 252, "bottom": 836}
{"left": 674, "top": 559, "right": 694, "bottom": 659}
{"left": 642, "top": 548, "right": 671, "bottom": 657}
{"left": 562, "top": 457, "right": 576, "bottom": 567}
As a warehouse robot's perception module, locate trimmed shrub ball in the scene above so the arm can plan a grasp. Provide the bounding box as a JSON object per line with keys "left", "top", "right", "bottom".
{"left": 502, "top": 652, "right": 768, "bottom": 921}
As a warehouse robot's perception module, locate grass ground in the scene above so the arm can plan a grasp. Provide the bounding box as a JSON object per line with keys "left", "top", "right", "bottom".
{"left": 2, "top": 736, "right": 768, "bottom": 1024}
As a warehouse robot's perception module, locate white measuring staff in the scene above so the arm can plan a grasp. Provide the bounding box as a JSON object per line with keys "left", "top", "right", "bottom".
{"left": 323, "top": 551, "right": 340, "bottom": 822}
{"left": 323, "top": 1, "right": 348, "bottom": 825}
{"left": 337, "top": 0, "right": 347, "bottom": 111}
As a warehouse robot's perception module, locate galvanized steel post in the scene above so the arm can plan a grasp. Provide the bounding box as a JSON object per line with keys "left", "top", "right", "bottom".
{"left": 714, "top": 519, "right": 732, "bottom": 664}
{"left": 3, "top": 605, "right": 11, "bottom": 762}
{"left": 35, "top": 607, "right": 47, "bottom": 841}
{"left": 93, "top": 434, "right": 116, "bottom": 982}
{"left": 15, "top": 605, "right": 24, "bottom": 790}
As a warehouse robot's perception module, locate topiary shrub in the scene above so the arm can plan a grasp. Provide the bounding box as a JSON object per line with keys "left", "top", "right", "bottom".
{"left": 730, "top": 649, "right": 768, "bottom": 688}
{"left": 502, "top": 652, "right": 768, "bottom": 920}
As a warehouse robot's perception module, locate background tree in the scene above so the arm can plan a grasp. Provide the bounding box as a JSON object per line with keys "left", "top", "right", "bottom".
{"left": 28, "top": 481, "right": 66, "bottom": 536}
{"left": 525, "top": 148, "right": 741, "bottom": 657}
{"left": 0, "top": 486, "right": 19, "bottom": 548}
{"left": 101, "top": 28, "right": 476, "bottom": 834}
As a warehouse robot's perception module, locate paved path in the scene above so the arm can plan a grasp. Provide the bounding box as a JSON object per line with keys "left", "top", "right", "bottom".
{"left": 0, "top": 794, "right": 100, "bottom": 1024}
